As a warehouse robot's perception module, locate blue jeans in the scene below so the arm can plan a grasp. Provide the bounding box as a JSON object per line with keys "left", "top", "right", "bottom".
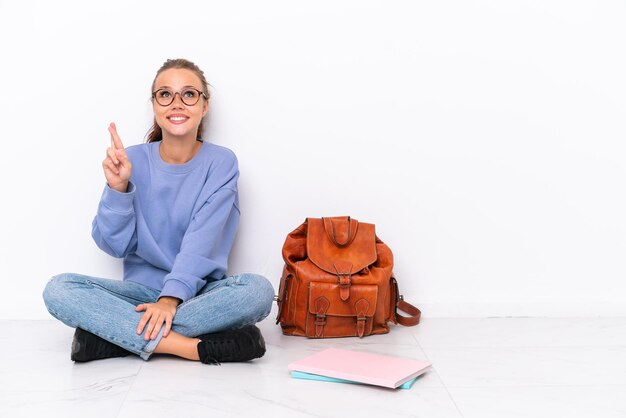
{"left": 43, "top": 273, "right": 275, "bottom": 360}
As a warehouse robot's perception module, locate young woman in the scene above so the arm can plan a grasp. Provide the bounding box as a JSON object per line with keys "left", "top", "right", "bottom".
{"left": 43, "top": 58, "right": 274, "bottom": 364}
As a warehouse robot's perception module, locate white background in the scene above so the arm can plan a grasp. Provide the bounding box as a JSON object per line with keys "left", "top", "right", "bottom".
{"left": 0, "top": 0, "right": 624, "bottom": 319}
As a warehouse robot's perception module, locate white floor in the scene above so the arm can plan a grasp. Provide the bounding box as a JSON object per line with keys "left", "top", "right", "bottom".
{"left": 1, "top": 314, "right": 625, "bottom": 418}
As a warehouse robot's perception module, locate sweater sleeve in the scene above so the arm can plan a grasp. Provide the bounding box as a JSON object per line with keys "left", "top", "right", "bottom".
{"left": 91, "top": 182, "right": 138, "bottom": 258}
{"left": 158, "top": 159, "right": 240, "bottom": 302}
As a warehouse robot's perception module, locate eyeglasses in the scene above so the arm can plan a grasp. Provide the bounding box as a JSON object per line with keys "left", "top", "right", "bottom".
{"left": 152, "top": 88, "right": 207, "bottom": 106}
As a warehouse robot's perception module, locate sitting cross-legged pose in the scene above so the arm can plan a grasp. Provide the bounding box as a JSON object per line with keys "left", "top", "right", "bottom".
{"left": 43, "top": 58, "right": 274, "bottom": 364}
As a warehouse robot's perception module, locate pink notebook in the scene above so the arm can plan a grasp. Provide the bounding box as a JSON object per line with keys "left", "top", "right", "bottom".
{"left": 288, "top": 348, "right": 431, "bottom": 389}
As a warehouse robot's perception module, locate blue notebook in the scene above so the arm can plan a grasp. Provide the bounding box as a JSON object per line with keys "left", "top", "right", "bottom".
{"left": 290, "top": 370, "right": 418, "bottom": 389}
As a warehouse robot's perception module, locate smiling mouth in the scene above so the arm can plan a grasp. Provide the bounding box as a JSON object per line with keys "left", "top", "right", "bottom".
{"left": 167, "top": 115, "right": 189, "bottom": 124}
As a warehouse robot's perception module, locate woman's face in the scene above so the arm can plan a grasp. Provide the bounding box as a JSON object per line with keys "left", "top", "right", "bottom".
{"left": 152, "top": 68, "right": 208, "bottom": 140}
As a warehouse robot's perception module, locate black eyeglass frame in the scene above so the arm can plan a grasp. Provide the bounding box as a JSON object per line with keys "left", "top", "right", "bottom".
{"left": 151, "top": 88, "right": 208, "bottom": 106}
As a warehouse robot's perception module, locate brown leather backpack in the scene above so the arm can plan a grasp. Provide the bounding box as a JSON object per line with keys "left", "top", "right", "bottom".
{"left": 276, "top": 216, "right": 421, "bottom": 338}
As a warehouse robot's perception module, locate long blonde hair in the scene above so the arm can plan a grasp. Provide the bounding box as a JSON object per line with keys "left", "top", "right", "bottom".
{"left": 146, "top": 58, "right": 211, "bottom": 143}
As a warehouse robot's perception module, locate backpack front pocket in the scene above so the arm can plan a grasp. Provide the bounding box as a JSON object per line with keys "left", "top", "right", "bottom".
{"left": 305, "top": 281, "right": 378, "bottom": 338}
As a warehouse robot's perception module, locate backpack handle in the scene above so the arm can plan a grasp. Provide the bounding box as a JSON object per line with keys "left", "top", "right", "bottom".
{"left": 323, "top": 216, "right": 359, "bottom": 247}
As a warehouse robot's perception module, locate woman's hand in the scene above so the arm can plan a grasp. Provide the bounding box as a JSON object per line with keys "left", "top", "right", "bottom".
{"left": 103, "top": 122, "right": 132, "bottom": 193}
{"left": 135, "top": 297, "right": 181, "bottom": 340}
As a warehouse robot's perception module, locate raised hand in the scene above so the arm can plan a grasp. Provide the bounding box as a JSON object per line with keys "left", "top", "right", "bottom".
{"left": 102, "top": 122, "right": 132, "bottom": 192}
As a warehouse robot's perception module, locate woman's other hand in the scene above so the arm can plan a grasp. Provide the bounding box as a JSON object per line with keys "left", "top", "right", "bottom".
{"left": 103, "top": 122, "right": 132, "bottom": 193}
{"left": 135, "top": 297, "right": 181, "bottom": 340}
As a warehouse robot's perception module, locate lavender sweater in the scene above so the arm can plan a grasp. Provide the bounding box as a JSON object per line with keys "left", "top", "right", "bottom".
{"left": 91, "top": 140, "right": 240, "bottom": 302}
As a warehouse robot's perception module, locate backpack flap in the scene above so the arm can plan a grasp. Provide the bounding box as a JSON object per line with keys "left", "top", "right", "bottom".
{"left": 306, "top": 217, "right": 378, "bottom": 301}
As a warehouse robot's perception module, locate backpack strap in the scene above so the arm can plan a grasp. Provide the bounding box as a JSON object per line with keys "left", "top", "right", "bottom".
{"left": 392, "top": 277, "right": 421, "bottom": 326}
{"left": 396, "top": 296, "right": 421, "bottom": 326}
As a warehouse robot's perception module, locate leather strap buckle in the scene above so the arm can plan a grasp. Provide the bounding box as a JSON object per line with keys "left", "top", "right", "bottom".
{"left": 333, "top": 263, "right": 353, "bottom": 302}
{"left": 355, "top": 316, "right": 367, "bottom": 338}
{"left": 337, "top": 272, "right": 352, "bottom": 287}
{"left": 314, "top": 297, "right": 330, "bottom": 338}
{"left": 355, "top": 298, "right": 370, "bottom": 338}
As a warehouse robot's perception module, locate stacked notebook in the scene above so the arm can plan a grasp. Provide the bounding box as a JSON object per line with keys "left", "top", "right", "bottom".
{"left": 288, "top": 348, "right": 431, "bottom": 389}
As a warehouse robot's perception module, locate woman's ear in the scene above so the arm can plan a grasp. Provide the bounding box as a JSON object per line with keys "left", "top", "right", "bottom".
{"left": 202, "top": 99, "right": 209, "bottom": 118}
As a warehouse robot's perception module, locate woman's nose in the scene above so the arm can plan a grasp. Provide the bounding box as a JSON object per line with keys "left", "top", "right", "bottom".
{"left": 171, "top": 92, "right": 185, "bottom": 107}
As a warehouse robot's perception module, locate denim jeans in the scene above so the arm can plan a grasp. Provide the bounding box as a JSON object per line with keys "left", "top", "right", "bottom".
{"left": 43, "top": 272, "right": 275, "bottom": 360}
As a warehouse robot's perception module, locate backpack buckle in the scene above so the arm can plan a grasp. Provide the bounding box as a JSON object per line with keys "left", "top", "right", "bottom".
{"left": 337, "top": 272, "right": 352, "bottom": 287}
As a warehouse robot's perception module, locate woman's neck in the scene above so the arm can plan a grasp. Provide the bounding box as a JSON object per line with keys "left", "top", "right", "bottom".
{"left": 159, "top": 136, "right": 202, "bottom": 164}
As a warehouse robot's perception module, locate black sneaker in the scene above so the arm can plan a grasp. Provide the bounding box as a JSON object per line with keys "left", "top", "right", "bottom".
{"left": 197, "top": 325, "right": 266, "bottom": 365}
{"left": 71, "top": 328, "right": 132, "bottom": 362}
